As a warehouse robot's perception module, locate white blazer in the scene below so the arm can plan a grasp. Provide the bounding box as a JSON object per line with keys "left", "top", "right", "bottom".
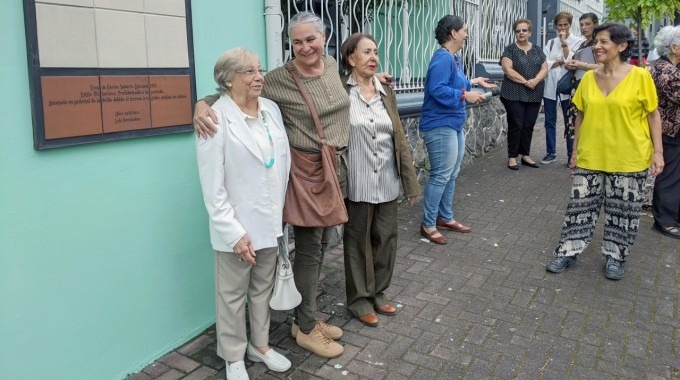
{"left": 196, "top": 95, "right": 290, "bottom": 252}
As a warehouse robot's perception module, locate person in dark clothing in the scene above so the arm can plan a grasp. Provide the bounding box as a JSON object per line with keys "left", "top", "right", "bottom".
{"left": 499, "top": 18, "right": 548, "bottom": 170}
{"left": 650, "top": 25, "right": 680, "bottom": 239}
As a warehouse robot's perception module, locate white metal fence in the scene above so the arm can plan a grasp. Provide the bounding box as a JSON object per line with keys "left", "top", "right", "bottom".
{"left": 282, "top": 0, "right": 527, "bottom": 92}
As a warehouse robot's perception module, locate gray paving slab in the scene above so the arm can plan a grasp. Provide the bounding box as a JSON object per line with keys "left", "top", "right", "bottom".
{"left": 128, "top": 114, "right": 679, "bottom": 379}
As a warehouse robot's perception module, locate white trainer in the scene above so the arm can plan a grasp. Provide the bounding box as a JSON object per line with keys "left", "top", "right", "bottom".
{"left": 226, "top": 360, "right": 249, "bottom": 380}
{"left": 246, "top": 343, "right": 291, "bottom": 372}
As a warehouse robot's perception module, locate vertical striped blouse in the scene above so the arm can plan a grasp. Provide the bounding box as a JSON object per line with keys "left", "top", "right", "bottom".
{"left": 346, "top": 76, "right": 400, "bottom": 203}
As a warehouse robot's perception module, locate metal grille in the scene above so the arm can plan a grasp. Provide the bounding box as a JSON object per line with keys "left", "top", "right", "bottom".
{"left": 282, "top": 0, "right": 526, "bottom": 92}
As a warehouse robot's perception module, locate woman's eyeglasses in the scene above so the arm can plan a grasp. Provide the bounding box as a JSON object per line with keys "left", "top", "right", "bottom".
{"left": 515, "top": 29, "right": 529, "bottom": 33}
{"left": 236, "top": 68, "right": 267, "bottom": 76}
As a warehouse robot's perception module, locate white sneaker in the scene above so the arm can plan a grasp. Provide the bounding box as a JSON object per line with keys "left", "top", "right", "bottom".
{"left": 226, "top": 360, "right": 249, "bottom": 380}
{"left": 246, "top": 343, "right": 291, "bottom": 372}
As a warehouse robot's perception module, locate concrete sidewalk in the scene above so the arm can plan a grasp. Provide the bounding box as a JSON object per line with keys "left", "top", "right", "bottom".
{"left": 128, "top": 120, "right": 680, "bottom": 380}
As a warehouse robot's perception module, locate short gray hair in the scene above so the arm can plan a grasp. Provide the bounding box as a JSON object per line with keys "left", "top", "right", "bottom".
{"left": 288, "top": 11, "right": 324, "bottom": 36}
{"left": 654, "top": 25, "right": 680, "bottom": 57}
{"left": 213, "top": 47, "right": 257, "bottom": 94}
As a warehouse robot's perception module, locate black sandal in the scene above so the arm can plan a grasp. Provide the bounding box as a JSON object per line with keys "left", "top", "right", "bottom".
{"left": 653, "top": 222, "right": 680, "bottom": 239}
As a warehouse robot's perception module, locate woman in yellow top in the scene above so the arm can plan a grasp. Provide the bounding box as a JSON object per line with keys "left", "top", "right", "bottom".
{"left": 546, "top": 23, "right": 664, "bottom": 280}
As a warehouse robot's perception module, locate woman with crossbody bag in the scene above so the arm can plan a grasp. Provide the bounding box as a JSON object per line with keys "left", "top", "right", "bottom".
{"left": 564, "top": 13, "right": 601, "bottom": 165}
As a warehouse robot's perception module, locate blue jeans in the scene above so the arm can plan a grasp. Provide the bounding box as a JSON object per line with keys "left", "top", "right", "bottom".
{"left": 543, "top": 96, "right": 571, "bottom": 156}
{"left": 421, "top": 127, "right": 465, "bottom": 228}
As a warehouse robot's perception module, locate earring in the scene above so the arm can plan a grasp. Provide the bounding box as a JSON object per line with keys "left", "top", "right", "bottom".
{"left": 226, "top": 82, "right": 232, "bottom": 87}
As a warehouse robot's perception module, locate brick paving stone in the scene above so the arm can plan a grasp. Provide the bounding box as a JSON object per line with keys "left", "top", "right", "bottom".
{"left": 466, "top": 357, "right": 495, "bottom": 378}
{"left": 409, "top": 367, "right": 438, "bottom": 380}
{"left": 375, "top": 357, "right": 417, "bottom": 377}
{"left": 491, "top": 354, "right": 522, "bottom": 378}
{"left": 247, "top": 363, "right": 273, "bottom": 379}
{"left": 182, "top": 366, "right": 217, "bottom": 380}
{"left": 297, "top": 354, "right": 328, "bottom": 375}
{"left": 158, "top": 352, "right": 200, "bottom": 374}
{"left": 126, "top": 372, "right": 153, "bottom": 380}
{"left": 430, "top": 345, "right": 472, "bottom": 366}
{"left": 191, "top": 347, "right": 225, "bottom": 370}
{"left": 155, "top": 369, "right": 184, "bottom": 380}
{"left": 141, "top": 361, "right": 171, "bottom": 377}
{"left": 177, "top": 334, "right": 214, "bottom": 357}
{"left": 314, "top": 365, "right": 360, "bottom": 380}
{"left": 463, "top": 324, "right": 491, "bottom": 345}
{"left": 344, "top": 359, "right": 387, "bottom": 380}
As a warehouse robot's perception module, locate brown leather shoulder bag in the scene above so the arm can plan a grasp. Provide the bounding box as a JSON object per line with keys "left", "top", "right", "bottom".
{"left": 282, "top": 67, "right": 348, "bottom": 227}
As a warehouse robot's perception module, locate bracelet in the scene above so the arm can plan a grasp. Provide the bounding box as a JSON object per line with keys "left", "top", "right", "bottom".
{"left": 460, "top": 89, "right": 466, "bottom": 100}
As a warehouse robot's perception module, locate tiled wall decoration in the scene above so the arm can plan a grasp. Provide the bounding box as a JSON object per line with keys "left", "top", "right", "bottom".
{"left": 24, "top": 0, "right": 195, "bottom": 149}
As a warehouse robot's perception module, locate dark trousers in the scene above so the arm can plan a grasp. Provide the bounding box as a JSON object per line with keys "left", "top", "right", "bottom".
{"left": 653, "top": 141, "right": 680, "bottom": 227}
{"left": 292, "top": 226, "right": 334, "bottom": 333}
{"left": 501, "top": 98, "right": 541, "bottom": 158}
{"left": 343, "top": 199, "right": 398, "bottom": 318}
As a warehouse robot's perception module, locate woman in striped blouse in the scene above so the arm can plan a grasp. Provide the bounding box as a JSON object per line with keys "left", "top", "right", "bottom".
{"left": 338, "top": 33, "right": 421, "bottom": 327}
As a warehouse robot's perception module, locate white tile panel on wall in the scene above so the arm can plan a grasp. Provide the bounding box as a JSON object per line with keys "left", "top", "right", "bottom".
{"left": 94, "top": 0, "right": 143, "bottom": 12}
{"left": 36, "top": 3, "right": 98, "bottom": 67}
{"left": 36, "top": 0, "right": 94, "bottom": 6}
{"left": 145, "top": 14, "right": 189, "bottom": 68}
{"left": 143, "top": 0, "right": 185, "bottom": 17}
{"left": 95, "top": 9, "right": 147, "bottom": 68}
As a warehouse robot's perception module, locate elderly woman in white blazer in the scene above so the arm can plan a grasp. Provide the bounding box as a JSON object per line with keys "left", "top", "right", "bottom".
{"left": 196, "top": 47, "right": 291, "bottom": 380}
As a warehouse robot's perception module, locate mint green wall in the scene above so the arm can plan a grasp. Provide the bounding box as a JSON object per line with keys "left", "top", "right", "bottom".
{"left": 0, "top": 1, "right": 265, "bottom": 379}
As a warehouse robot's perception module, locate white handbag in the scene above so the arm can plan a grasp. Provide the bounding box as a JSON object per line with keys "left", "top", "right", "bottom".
{"left": 270, "top": 224, "right": 302, "bottom": 310}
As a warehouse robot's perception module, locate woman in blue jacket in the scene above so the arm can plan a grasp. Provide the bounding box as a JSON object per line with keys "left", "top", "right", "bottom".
{"left": 419, "top": 15, "right": 495, "bottom": 244}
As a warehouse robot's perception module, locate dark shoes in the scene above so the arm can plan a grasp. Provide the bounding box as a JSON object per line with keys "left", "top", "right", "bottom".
{"left": 436, "top": 218, "right": 472, "bottom": 233}
{"left": 652, "top": 222, "right": 680, "bottom": 239}
{"left": 521, "top": 158, "right": 540, "bottom": 168}
{"left": 548, "top": 255, "right": 625, "bottom": 280}
{"left": 604, "top": 256, "right": 624, "bottom": 280}
{"left": 546, "top": 256, "right": 577, "bottom": 273}
{"left": 420, "top": 225, "right": 447, "bottom": 244}
{"left": 541, "top": 153, "right": 557, "bottom": 164}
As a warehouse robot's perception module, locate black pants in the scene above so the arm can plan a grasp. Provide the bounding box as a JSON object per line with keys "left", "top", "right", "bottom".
{"left": 653, "top": 141, "right": 680, "bottom": 227}
{"left": 501, "top": 98, "right": 541, "bottom": 158}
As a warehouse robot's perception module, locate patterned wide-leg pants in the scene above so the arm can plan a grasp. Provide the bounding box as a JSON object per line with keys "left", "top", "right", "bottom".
{"left": 553, "top": 168, "right": 648, "bottom": 261}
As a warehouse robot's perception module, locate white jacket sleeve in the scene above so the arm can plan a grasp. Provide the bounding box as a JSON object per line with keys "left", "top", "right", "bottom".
{"left": 545, "top": 39, "right": 556, "bottom": 69}
{"left": 195, "top": 109, "right": 245, "bottom": 251}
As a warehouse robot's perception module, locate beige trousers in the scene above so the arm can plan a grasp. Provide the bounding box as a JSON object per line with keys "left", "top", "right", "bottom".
{"left": 214, "top": 246, "right": 277, "bottom": 361}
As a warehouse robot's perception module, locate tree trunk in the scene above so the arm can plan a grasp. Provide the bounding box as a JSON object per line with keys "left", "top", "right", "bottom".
{"left": 636, "top": 6, "right": 642, "bottom": 67}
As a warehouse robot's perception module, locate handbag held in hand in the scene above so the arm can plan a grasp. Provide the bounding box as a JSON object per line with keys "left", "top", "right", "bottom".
{"left": 282, "top": 66, "right": 348, "bottom": 227}
{"left": 270, "top": 224, "right": 302, "bottom": 310}
{"left": 557, "top": 70, "right": 575, "bottom": 95}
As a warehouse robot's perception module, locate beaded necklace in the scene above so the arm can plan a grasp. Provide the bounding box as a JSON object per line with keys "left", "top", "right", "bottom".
{"left": 442, "top": 46, "right": 460, "bottom": 72}
{"left": 259, "top": 111, "right": 275, "bottom": 168}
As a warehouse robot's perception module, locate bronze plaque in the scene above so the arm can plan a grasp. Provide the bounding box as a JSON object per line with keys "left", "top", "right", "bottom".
{"left": 100, "top": 76, "right": 151, "bottom": 133}
{"left": 149, "top": 75, "right": 192, "bottom": 128}
{"left": 41, "top": 76, "right": 103, "bottom": 139}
